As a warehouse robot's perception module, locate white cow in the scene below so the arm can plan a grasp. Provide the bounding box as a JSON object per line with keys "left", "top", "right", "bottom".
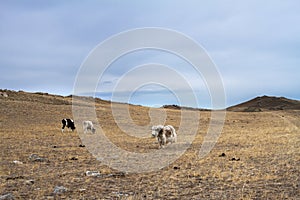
{"left": 151, "top": 125, "right": 177, "bottom": 148}
{"left": 83, "top": 121, "right": 96, "bottom": 134}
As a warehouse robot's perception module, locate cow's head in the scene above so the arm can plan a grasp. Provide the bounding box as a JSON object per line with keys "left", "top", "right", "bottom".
{"left": 151, "top": 125, "right": 164, "bottom": 137}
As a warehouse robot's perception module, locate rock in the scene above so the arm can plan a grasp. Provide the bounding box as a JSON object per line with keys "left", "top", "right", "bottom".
{"left": 110, "top": 172, "right": 127, "bottom": 178}
{"left": 69, "top": 157, "right": 78, "bottom": 161}
{"left": 173, "top": 166, "right": 180, "bottom": 170}
{"left": 53, "top": 186, "right": 68, "bottom": 194}
{"left": 219, "top": 153, "right": 226, "bottom": 157}
{"left": 0, "top": 193, "right": 14, "bottom": 200}
{"left": 25, "top": 179, "right": 35, "bottom": 185}
{"left": 28, "top": 154, "right": 46, "bottom": 162}
{"left": 230, "top": 157, "right": 240, "bottom": 161}
{"left": 13, "top": 160, "right": 23, "bottom": 164}
{"left": 85, "top": 171, "right": 101, "bottom": 177}
{"left": 112, "top": 191, "right": 129, "bottom": 197}
{"left": 6, "top": 175, "right": 24, "bottom": 180}
{"left": 79, "top": 144, "right": 85, "bottom": 147}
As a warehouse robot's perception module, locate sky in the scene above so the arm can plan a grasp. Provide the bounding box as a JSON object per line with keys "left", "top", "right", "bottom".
{"left": 0, "top": 0, "right": 299, "bottom": 108}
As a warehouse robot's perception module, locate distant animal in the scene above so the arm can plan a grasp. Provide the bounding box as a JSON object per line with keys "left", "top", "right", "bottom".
{"left": 0, "top": 92, "right": 8, "bottom": 97}
{"left": 151, "top": 125, "right": 177, "bottom": 148}
{"left": 61, "top": 119, "right": 76, "bottom": 132}
{"left": 83, "top": 121, "right": 96, "bottom": 134}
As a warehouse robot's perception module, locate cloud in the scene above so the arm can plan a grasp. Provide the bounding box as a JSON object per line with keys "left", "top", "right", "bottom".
{"left": 0, "top": 1, "right": 299, "bottom": 107}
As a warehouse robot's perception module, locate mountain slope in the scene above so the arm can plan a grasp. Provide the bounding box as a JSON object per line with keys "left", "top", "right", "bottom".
{"left": 227, "top": 95, "right": 300, "bottom": 112}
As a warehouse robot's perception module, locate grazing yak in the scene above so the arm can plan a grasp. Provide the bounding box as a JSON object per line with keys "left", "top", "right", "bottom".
{"left": 151, "top": 125, "right": 177, "bottom": 148}
{"left": 83, "top": 121, "right": 96, "bottom": 134}
{"left": 61, "top": 118, "right": 76, "bottom": 132}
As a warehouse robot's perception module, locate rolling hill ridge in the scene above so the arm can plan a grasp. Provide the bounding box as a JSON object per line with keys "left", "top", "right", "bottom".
{"left": 227, "top": 95, "right": 300, "bottom": 112}
{"left": 1, "top": 89, "right": 300, "bottom": 112}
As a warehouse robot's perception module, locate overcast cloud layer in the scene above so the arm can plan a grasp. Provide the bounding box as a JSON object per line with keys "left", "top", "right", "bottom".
{"left": 0, "top": 1, "right": 299, "bottom": 108}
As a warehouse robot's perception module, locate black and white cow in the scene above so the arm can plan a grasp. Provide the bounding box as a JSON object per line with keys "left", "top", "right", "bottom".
{"left": 61, "top": 118, "right": 76, "bottom": 132}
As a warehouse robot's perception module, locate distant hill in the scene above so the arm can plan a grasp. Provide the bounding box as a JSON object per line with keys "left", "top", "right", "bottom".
{"left": 0, "top": 89, "right": 71, "bottom": 105}
{"left": 1, "top": 89, "right": 299, "bottom": 112}
{"left": 162, "top": 104, "right": 211, "bottom": 111}
{"left": 0, "top": 89, "right": 110, "bottom": 106}
{"left": 227, "top": 95, "right": 300, "bottom": 112}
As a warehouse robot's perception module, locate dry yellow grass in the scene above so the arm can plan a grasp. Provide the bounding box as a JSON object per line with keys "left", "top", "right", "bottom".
{"left": 0, "top": 90, "right": 299, "bottom": 199}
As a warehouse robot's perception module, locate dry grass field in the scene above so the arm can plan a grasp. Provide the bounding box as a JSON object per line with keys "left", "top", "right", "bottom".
{"left": 0, "top": 90, "right": 299, "bottom": 199}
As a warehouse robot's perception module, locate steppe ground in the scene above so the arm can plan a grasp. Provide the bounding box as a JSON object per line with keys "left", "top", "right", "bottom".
{"left": 0, "top": 91, "right": 299, "bottom": 199}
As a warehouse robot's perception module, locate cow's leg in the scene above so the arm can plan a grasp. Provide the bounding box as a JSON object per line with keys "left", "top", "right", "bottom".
{"left": 65, "top": 121, "right": 69, "bottom": 131}
{"left": 62, "top": 124, "right": 66, "bottom": 132}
